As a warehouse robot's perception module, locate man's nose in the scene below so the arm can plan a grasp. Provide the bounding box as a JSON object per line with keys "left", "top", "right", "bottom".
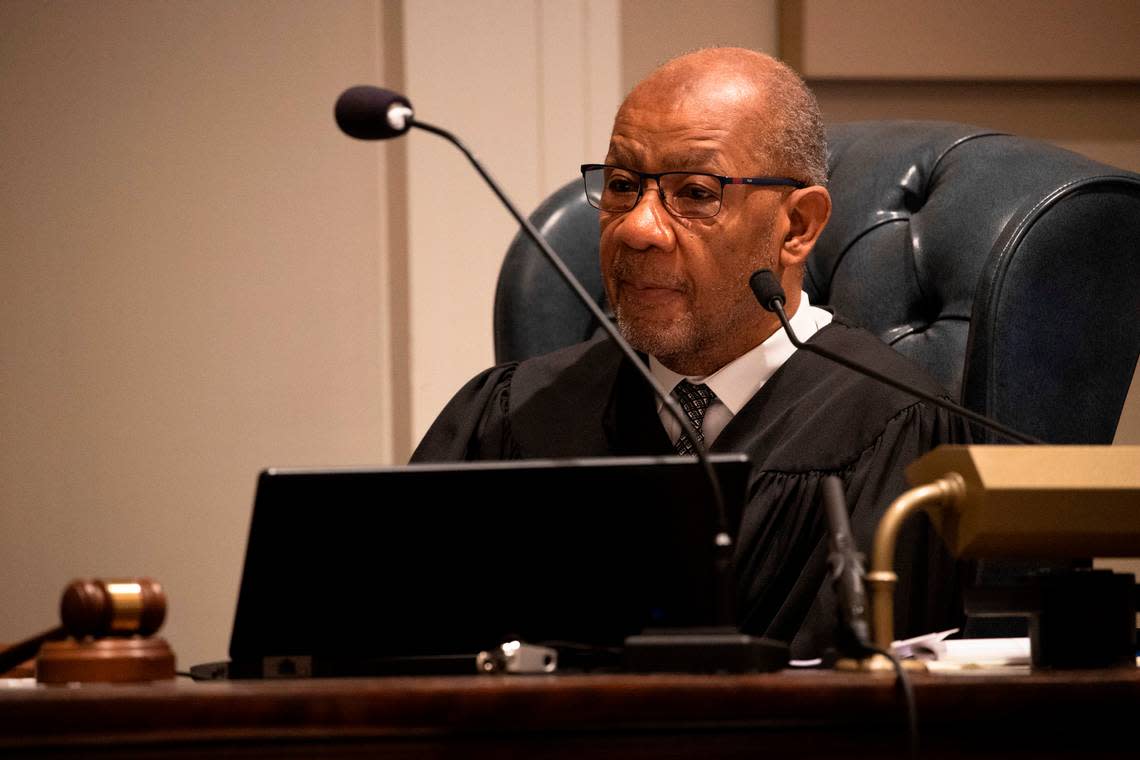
{"left": 613, "top": 181, "right": 676, "bottom": 251}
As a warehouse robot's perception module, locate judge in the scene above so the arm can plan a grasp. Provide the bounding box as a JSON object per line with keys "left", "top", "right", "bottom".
{"left": 413, "top": 48, "right": 966, "bottom": 656}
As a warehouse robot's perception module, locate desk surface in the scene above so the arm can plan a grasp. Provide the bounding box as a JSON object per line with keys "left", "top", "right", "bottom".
{"left": 2, "top": 668, "right": 1138, "bottom": 758}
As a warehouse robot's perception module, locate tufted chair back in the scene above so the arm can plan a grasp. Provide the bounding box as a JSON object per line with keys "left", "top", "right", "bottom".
{"left": 494, "top": 121, "right": 1140, "bottom": 444}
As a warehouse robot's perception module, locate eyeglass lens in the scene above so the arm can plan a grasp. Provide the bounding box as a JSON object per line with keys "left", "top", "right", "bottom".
{"left": 583, "top": 167, "right": 722, "bottom": 219}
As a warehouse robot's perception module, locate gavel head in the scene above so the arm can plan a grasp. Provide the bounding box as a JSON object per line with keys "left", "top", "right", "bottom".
{"left": 60, "top": 579, "right": 167, "bottom": 638}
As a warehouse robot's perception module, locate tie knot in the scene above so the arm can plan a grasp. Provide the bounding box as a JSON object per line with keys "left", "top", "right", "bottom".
{"left": 672, "top": 380, "right": 716, "bottom": 455}
{"left": 674, "top": 380, "right": 715, "bottom": 421}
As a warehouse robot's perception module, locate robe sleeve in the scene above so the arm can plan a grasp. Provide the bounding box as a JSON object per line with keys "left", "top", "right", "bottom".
{"left": 409, "top": 364, "right": 520, "bottom": 462}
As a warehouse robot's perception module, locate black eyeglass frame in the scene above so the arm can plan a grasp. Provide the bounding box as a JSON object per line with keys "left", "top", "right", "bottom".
{"left": 580, "top": 163, "right": 808, "bottom": 219}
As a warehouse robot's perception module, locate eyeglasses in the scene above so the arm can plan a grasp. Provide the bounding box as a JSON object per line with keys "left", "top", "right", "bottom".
{"left": 581, "top": 163, "right": 806, "bottom": 219}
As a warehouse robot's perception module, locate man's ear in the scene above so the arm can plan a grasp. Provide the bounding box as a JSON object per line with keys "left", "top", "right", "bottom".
{"left": 780, "top": 185, "right": 831, "bottom": 267}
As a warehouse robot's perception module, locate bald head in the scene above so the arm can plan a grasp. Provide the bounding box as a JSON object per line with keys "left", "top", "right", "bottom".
{"left": 619, "top": 49, "right": 827, "bottom": 186}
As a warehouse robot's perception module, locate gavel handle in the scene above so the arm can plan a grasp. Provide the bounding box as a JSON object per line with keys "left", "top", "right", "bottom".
{"left": 0, "top": 626, "right": 65, "bottom": 675}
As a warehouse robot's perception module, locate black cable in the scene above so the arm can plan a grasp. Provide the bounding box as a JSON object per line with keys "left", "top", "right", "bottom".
{"left": 866, "top": 644, "right": 919, "bottom": 760}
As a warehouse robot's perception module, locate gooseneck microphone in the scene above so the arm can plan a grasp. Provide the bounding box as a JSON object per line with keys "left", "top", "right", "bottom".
{"left": 335, "top": 85, "right": 738, "bottom": 627}
{"left": 748, "top": 269, "right": 1042, "bottom": 445}
{"left": 335, "top": 86, "right": 414, "bottom": 140}
{"left": 822, "top": 476, "right": 873, "bottom": 655}
{"left": 751, "top": 279, "right": 927, "bottom": 748}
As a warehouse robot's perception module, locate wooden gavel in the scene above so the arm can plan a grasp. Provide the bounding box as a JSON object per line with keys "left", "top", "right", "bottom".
{"left": 0, "top": 578, "right": 167, "bottom": 675}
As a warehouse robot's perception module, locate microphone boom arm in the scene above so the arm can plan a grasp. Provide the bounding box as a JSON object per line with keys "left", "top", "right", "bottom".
{"left": 759, "top": 286, "right": 1041, "bottom": 445}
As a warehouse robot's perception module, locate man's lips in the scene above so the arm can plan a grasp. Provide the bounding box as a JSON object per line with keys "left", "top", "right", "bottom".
{"left": 618, "top": 279, "right": 686, "bottom": 306}
{"left": 620, "top": 276, "right": 685, "bottom": 292}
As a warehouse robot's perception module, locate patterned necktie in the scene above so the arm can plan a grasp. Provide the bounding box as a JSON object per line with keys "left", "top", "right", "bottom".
{"left": 672, "top": 380, "right": 716, "bottom": 455}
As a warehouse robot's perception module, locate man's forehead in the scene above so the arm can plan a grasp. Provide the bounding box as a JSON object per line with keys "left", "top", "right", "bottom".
{"left": 606, "top": 105, "right": 768, "bottom": 173}
{"left": 606, "top": 140, "right": 730, "bottom": 172}
{"left": 607, "top": 69, "right": 774, "bottom": 165}
{"left": 626, "top": 63, "right": 767, "bottom": 113}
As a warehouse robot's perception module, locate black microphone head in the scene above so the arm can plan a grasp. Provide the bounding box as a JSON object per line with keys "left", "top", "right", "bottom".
{"left": 335, "top": 85, "right": 414, "bottom": 140}
{"left": 749, "top": 269, "right": 786, "bottom": 312}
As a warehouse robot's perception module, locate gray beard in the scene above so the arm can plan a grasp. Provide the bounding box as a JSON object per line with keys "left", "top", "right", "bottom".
{"left": 613, "top": 304, "right": 700, "bottom": 363}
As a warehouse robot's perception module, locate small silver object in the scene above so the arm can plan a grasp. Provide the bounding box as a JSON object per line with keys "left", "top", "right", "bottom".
{"left": 475, "top": 640, "right": 557, "bottom": 674}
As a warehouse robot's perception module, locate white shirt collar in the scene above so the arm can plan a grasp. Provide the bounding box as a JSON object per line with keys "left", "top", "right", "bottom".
{"left": 650, "top": 291, "right": 833, "bottom": 416}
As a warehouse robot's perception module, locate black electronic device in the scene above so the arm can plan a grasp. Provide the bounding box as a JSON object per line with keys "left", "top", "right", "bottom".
{"left": 224, "top": 456, "right": 755, "bottom": 678}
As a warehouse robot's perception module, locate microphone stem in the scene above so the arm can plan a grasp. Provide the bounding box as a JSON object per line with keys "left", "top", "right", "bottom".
{"left": 410, "top": 118, "right": 737, "bottom": 624}
{"left": 769, "top": 301, "right": 1042, "bottom": 445}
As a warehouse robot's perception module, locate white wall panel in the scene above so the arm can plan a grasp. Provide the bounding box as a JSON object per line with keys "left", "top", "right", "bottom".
{"left": 403, "top": 0, "right": 620, "bottom": 445}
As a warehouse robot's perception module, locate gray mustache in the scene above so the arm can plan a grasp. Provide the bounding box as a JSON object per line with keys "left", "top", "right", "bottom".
{"left": 609, "top": 255, "right": 689, "bottom": 292}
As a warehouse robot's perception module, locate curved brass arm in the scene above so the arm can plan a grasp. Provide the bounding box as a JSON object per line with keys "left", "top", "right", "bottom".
{"left": 865, "top": 474, "right": 965, "bottom": 650}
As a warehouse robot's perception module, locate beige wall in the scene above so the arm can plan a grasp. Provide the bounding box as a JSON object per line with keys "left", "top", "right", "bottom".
{"left": 621, "top": 0, "right": 779, "bottom": 88}
{"left": 781, "top": 0, "right": 1140, "bottom": 172}
{"left": 786, "top": 0, "right": 1140, "bottom": 81}
{"left": 1, "top": 0, "right": 394, "bottom": 668}
{"left": 401, "top": 0, "right": 620, "bottom": 450}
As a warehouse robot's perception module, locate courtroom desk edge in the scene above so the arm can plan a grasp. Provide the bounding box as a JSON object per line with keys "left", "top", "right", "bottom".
{"left": 0, "top": 670, "right": 1137, "bottom": 759}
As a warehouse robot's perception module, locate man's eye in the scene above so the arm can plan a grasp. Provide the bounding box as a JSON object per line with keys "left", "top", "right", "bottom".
{"left": 675, "top": 183, "right": 717, "bottom": 201}
{"left": 606, "top": 177, "right": 638, "bottom": 194}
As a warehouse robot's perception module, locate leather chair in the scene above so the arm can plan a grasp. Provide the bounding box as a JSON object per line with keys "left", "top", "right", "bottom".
{"left": 494, "top": 121, "right": 1140, "bottom": 444}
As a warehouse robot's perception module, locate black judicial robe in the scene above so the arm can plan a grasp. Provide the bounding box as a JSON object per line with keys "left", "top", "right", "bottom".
{"left": 412, "top": 319, "right": 968, "bottom": 657}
